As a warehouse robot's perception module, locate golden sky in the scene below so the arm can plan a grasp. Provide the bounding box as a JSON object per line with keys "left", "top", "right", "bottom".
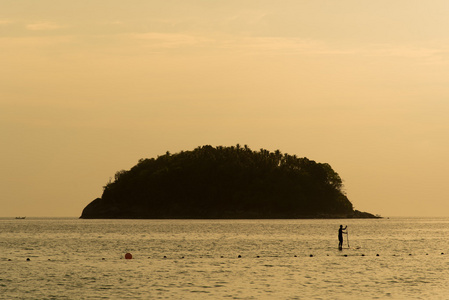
{"left": 2, "top": 0, "right": 449, "bottom": 217}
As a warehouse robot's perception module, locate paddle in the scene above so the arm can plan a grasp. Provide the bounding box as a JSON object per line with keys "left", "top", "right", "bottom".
{"left": 346, "top": 228, "right": 350, "bottom": 248}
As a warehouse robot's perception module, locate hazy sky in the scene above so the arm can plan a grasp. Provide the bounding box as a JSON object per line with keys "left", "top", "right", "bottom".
{"left": 2, "top": 0, "right": 449, "bottom": 217}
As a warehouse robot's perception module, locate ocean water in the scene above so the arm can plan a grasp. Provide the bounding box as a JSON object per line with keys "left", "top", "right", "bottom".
{"left": 1, "top": 217, "right": 449, "bottom": 299}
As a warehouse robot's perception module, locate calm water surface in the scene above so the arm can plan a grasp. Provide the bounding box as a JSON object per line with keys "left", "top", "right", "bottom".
{"left": 1, "top": 217, "right": 449, "bottom": 299}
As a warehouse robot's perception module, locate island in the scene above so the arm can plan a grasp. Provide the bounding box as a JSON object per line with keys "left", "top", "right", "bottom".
{"left": 80, "top": 145, "right": 379, "bottom": 219}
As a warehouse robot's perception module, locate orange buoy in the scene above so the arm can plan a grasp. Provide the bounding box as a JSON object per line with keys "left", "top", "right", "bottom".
{"left": 125, "top": 253, "right": 133, "bottom": 259}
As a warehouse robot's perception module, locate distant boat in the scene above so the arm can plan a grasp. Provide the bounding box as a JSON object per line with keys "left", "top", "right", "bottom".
{"left": 15, "top": 216, "right": 26, "bottom": 219}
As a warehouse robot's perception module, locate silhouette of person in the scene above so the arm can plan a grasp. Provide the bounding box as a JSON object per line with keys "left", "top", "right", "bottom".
{"left": 338, "top": 225, "right": 347, "bottom": 250}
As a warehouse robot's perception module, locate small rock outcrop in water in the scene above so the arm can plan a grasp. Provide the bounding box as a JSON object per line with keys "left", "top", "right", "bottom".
{"left": 80, "top": 145, "right": 379, "bottom": 219}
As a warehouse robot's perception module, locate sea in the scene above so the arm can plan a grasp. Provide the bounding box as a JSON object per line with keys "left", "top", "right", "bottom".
{"left": 1, "top": 217, "right": 449, "bottom": 299}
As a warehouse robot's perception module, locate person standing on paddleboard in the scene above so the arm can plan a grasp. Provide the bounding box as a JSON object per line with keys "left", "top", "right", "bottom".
{"left": 338, "top": 225, "right": 347, "bottom": 250}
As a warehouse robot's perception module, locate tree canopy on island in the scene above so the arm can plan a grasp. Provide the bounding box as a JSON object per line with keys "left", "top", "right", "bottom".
{"left": 81, "top": 145, "right": 375, "bottom": 219}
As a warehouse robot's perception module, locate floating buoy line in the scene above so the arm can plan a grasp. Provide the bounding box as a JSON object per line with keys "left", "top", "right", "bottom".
{"left": 4, "top": 252, "right": 446, "bottom": 262}
{"left": 116, "top": 251, "right": 447, "bottom": 260}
